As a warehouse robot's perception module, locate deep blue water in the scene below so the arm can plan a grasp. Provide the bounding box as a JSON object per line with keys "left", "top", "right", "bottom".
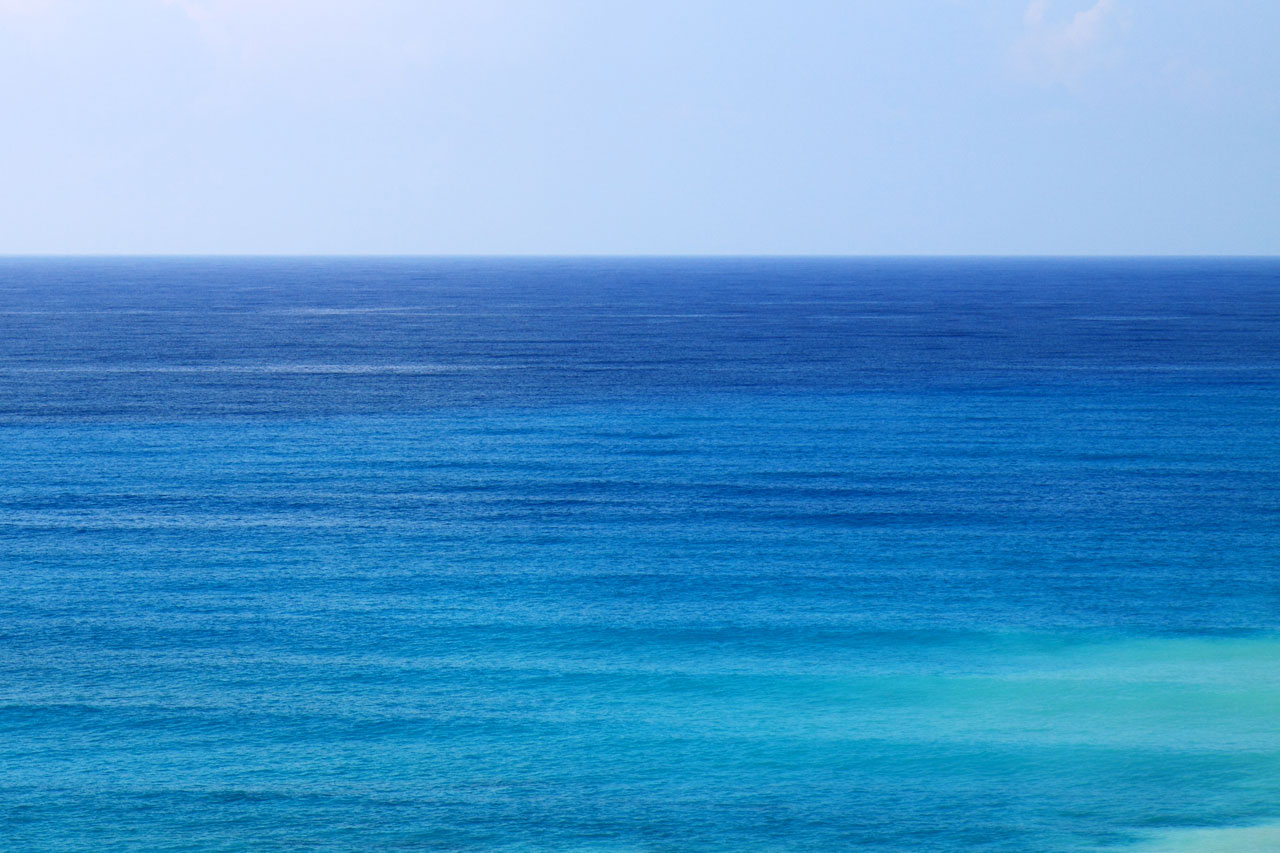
{"left": 1, "top": 257, "right": 1278, "bottom": 851}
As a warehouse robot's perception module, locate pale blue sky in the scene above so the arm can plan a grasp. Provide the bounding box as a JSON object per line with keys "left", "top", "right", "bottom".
{"left": 2, "top": 0, "right": 1276, "bottom": 254}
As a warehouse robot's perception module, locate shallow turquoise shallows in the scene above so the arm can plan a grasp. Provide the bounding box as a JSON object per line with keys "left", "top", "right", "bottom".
{"left": 1, "top": 258, "right": 1278, "bottom": 851}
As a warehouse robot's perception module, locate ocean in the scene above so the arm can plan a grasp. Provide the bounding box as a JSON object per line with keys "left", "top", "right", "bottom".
{"left": 1, "top": 257, "right": 1277, "bottom": 851}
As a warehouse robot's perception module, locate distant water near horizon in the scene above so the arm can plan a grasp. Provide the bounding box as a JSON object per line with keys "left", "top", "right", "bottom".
{"left": 2, "top": 257, "right": 1278, "bottom": 851}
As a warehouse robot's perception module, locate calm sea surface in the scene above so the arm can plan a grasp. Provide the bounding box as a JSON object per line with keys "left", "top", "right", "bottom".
{"left": 1, "top": 258, "right": 1278, "bottom": 851}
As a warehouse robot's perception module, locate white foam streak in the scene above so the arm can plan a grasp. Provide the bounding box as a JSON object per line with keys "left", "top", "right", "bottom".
{"left": 1118, "top": 822, "right": 1280, "bottom": 852}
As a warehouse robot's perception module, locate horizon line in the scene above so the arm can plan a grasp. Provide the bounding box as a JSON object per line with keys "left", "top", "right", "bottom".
{"left": 1, "top": 253, "right": 1278, "bottom": 260}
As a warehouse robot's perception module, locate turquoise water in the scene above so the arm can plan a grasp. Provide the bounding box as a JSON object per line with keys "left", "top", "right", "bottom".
{"left": 1, "top": 259, "right": 1278, "bottom": 850}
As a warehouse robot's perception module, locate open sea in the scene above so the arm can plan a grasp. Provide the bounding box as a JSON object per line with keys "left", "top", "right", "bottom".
{"left": 1, "top": 257, "right": 1278, "bottom": 852}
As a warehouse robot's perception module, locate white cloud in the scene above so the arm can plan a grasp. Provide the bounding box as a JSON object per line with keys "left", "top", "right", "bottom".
{"left": 163, "top": 0, "right": 424, "bottom": 74}
{"left": 156, "top": 0, "right": 537, "bottom": 102}
{"left": 1012, "top": 0, "right": 1120, "bottom": 86}
{"left": 0, "top": 0, "right": 52, "bottom": 12}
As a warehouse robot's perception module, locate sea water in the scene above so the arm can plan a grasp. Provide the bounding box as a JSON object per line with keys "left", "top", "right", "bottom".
{"left": 1, "top": 257, "right": 1277, "bottom": 851}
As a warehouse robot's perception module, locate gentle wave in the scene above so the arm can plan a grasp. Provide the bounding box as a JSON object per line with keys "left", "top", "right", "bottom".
{"left": 0, "top": 363, "right": 516, "bottom": 374}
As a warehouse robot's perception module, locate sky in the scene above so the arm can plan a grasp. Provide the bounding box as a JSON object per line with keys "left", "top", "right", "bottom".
{"left": 1, "top": 0, "right": 1277, "bottom": 255}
